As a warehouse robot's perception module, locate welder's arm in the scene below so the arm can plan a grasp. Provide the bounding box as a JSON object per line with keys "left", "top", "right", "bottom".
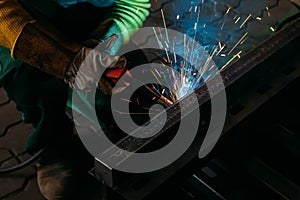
{"left": 14, "top": 22, "right": 83, "bottom": 79}
{"left": 0, "top": 0, "right": 126, "bottom": 94}
{"left": 0, "top": 0, "right": 84, "bottom": 79}
{"left": 111, "top": 0, "right": 151, "bottom": 43}
{"left": 0, "top": 0, "right": 35, "bottom": 51}
{"left": 88, "top": 0, "right": 151, "bottom": 54}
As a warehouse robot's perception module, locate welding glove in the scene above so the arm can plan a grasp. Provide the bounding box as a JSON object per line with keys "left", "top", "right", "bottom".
{"left": 64, "top": 34, "right": 127, "bottom": 94}
{"left": 12, "top": 22, "right": 126, "bottom": 95}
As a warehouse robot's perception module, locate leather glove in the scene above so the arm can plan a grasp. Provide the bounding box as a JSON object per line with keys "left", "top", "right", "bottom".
{"left": 13, "top": 22, "right": 82, "bottom": 79}
{"left": 13, "top": 22, "right": 127, "bottom": 95}
{"left": 64, "top": 34, "right": 127, "bottom": 95}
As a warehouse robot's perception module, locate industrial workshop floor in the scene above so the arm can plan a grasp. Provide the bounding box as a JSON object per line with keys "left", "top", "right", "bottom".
{"left": 0, "top": 0, "right": 299, "bottom": 199}
{"left": 0, "top": 88, "right": 44, "bottom": 200}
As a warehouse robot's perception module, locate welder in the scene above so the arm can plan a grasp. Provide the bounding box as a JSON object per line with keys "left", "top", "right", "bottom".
{"left": 0, "top": 0, "right": 150, "bottom": 199}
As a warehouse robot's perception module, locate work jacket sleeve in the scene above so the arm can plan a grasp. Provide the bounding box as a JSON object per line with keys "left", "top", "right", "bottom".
{"left": 0, "top": 0, "right": 82, "bottom": 79}
{"left": 0, "top": 0, "right": 36, "bottom": 53}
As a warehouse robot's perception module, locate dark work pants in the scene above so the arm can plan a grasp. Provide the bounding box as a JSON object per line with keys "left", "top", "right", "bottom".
{"left": 3, "top": 64, "right": 70, "bottom": 150}
{"left": 2, "top": 63, "right": 98, "bottom": 170}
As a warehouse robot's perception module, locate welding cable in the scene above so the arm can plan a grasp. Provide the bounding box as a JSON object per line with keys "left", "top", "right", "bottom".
{"left": 0, "top": 149, "right": 44, "bottom": 175}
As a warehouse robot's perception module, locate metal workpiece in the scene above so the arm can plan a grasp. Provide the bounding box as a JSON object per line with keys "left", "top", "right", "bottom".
{"left": 92, "top": 1, "right": 300, "bottom": 199}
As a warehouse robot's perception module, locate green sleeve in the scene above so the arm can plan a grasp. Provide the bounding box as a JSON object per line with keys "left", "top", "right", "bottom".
{"left": 110, "top": 0, "right": 151, "bottom": 43}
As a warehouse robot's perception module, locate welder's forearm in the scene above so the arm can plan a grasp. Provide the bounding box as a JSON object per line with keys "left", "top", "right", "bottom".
{"left": 0, "top": 0, "right": 35, "bottom": 50}
{"left": 14, "top": 22, "right": 81, "bottom": 79}
{"left": 0, "top": 0, "right": 83, "bottom": 79}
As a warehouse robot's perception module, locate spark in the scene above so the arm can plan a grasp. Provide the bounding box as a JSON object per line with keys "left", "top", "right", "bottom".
{"left": 218, "top": 42, "right": 222, "bottom": 49}
{"left": 122, "top": 80, "right": 130, "bottom": 87}
{"left": 222, "top": 6, "right": 231, "bottom": 30}
{"left": 144, "top": 106, "right": 163, "bottom": 112}
{"left": 162, "top": 57, "right": 168, "bottom": 63}
{"left": 266, "top": 6, "right": 271, "bottom": 17}
{"left": 196, "top": 46, "right": 218, "bottom": 83}
{"left": 125, "top": 70, "right": 133, "bottom": 78}
{"left": 121, "top": 98, "right": 132, "bottom": 103}
{"left": 132, "top": 76, "right": 174, "bottom": 106}
{"left": 157, "top": 26, "right": 163, "bottom": 38}
{"left": 270, "top": 26, "right": 275, "bottom": 32}
{"left": 256, "top": 17, "right": 262, "bottom": 21}
{"left": 152, "top": 27, "right": 163, "bottom": 48}
{"left": 151, "top": 70, "right": 162, "bottom": 87}
{"left": 235, "top": 16, "right": 241, "bottom": 24}
{"left": 216, "top": 42, "right": 226, "bottom": 56}
{"left": 146, "top": 71, "right": 164, "bottom": 92}
{"left": 240, "top": 35, "right": 248, "bottom": 45}
{"left": 176, "top": 15, "right": 180, "bottom": 20}
{"left": 209, "top": 65, "right": 215, "bottom": 71}
{"left": 151, "top": 83, "right": 162, "bottom": 96}
{"left": 226, "top": 6, "right": 231, "bottom": 14}
{"left": 221, "top": 51, "right": 243, "bottom": 70}
{"left": 113, "top": 109, "right": 158, "bottom": 115}
{"left": 190, "top": 6, "right": 201, "bottom": 55}
{"left": 161, "top": 9, "right": 170, "bottom": 43}
{"left": 173, "top": 50, "right": 177, "bottom": 63}
{"left": 172, "top": 38, "right": 177, "bottom": 63}
{"left": 194, "top": 22, "right": 198, "bottom": 30}
{"left": 240, "top": 14, "right": 252, "bottom": 28}
{"left": 184, "top": 33, "right": 187, "bottom": 49}
{"left": 164, "top": 41, "right": 169, "bottom": 48}
{"left": 154, "top": 68, "right": 162, "bottom": 77}
{"left": 160, "top": 95, "right": 174, "bottom": 106}
{"left": 228, "top": 32, "right": 248, "bottom": 55}
{"left": 165, "top": 48, "right": 171, "bottom": 63}
{"left": 136, "top": 98, "right": 140, "bottom": 105}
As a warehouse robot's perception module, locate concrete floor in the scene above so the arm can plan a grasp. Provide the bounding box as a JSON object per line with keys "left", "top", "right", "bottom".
{"left": 0, "top": 88, "right": 45, "bottom": 200}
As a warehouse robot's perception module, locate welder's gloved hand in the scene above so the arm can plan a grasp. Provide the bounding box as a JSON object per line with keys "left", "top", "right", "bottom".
{"left": 12, "top": 21, "right": 127, "bottom": 95}
{"left": 86, "top": 20, "right": 123, "bottom": 56}
{"left": 64, "top": 35, "right": 127, "bottom": 95}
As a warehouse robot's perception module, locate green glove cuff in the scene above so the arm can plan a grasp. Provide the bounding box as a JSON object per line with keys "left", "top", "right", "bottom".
{"left": 103, "top": 22, "right": 123, "bottom": 55}
{"left": 109, "top": 0, "right": 151, "bottom": 43}
{"left": 0, "top": 46, "right": 22, "bottom": 86}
